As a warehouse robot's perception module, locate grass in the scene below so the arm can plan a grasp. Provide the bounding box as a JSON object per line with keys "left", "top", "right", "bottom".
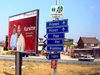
{"left": 0, "top": 61, "right": 100, "bottom": 75}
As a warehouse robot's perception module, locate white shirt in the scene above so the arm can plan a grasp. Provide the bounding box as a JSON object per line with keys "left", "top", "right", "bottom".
{"left": 17, "top": 33, "right": 25, "bottom": 51}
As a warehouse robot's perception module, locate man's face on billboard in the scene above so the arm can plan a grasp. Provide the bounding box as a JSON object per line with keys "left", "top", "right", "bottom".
{"left": 13, "top": 26, "right": 16, "bottom": 34}
{"left": 18, "top": 25, "right": 21, "bottom": 35}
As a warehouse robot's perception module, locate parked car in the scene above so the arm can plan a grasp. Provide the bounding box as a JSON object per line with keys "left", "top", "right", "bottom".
{"left": 78, "top": 55, "right": 94, "bottom": 62}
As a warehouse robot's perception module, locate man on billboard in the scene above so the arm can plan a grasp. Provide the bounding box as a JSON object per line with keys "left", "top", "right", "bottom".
{"left": 17, "top": 25, "right": 25, "bottom": 51}
{"left": 10, "top": 25, "right": 17, "bottom": 50}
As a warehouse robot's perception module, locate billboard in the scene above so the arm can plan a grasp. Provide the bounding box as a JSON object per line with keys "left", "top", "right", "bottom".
{"left": 8, "top": 9, "right": 39, "bottom": 53}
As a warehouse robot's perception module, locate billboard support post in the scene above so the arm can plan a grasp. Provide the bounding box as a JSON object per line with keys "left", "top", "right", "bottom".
{"left": 36, "top": 9, "right": 39, "bottom": 55}
{"left": 15, "top": 52, "right": 22, "bottom": 75}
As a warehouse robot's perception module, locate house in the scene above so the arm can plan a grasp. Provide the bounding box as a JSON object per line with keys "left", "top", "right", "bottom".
{"left": 38, "top": 38, "right": 44, "bottom": 53}
{"left": 78, "top": 37, "right": 100, "bottom": 48}
{"left": 73, "top": 48, "right": 100, "bottom": 58}
{"left": 64, "top": 38, "right": 73, "bottom": 46}
{"left": 38, "top": 38, "right": 43, "bottom": 43}
{"left": 0, "top": 41, "right": 4, "bottom": 55}
{"left": 4, "top": 35, "right": 8, "bottom": 50}
{"left": 63, "top": 38, "right": 74, "bottom": 54}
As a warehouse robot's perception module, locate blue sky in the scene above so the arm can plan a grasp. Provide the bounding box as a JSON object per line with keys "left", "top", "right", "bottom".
{"left": 0, "top": 0, "right": 100, "bottom": 42}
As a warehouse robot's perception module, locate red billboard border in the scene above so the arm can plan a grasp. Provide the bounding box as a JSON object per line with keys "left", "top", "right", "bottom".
{"left": 8, "top": 9, "right": 39, "bottom": 54}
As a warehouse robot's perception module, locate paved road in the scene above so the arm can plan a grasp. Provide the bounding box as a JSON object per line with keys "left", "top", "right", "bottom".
{"left": 0, "top": 55, "right": 100, "bottom": 65}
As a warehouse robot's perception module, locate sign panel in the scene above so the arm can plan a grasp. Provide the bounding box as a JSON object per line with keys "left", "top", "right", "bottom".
{"left": 8, "top": 10, "right": 39, "bottom": 53}
{"left": 46, "top": 53, "right": 60, "bottom": 60}
{"left": 51, "top": 60, "right": 57, "bottom": 69}
{"left": 47, "top": 33, "right": 64, "bottom": 39}
{"left": 46, "top": 19, "right": 68, "bottom": 28}
{"left": 45, "top": 45, "right": 63, "bottom": 52}
{"left": 50, "top": 5, "right": 64, "bottom": 18}
{"left": 47, "top": 26, "right": 68, "bottom": 33}
{"left": 44, "top": 39, "right": 63, "bottom": 45}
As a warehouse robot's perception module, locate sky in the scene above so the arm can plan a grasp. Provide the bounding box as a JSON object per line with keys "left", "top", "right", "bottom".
{"left": 0, "top": 0, "right": 100, "bottom": 42}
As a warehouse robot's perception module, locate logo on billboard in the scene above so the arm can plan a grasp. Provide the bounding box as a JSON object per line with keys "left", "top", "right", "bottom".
{"left": 24, "top": 26, "right": 36, "bottom": 31}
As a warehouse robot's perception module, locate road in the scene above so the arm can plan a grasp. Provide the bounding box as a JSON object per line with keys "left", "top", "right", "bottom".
{"left": 0, "top": 55, "right": 100, "bottom": 65}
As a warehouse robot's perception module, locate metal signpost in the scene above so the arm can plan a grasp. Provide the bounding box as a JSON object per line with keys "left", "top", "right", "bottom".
{"left": 44, "top": 0, "right": 68, "bottom": 75}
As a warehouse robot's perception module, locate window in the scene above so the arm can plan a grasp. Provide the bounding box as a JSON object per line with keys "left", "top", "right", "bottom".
{"left": 91, "top": 44, "right": 94, "bottom": 46}
{"left": 94, "top": 44, "right": 98, "bottom": 46}
{"left": 84, "top": 44, "right": 87, "bottom": 46}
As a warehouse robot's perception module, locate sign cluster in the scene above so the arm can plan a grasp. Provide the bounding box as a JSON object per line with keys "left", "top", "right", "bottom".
{"left": 44, "top": 19, "right": 68, "bottom": 60}
{"left": 44, "top": 3, "right": 68, "bottom": 70}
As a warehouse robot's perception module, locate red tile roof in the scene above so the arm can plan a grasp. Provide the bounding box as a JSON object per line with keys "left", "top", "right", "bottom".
{"left": 81, "top": 37, "right": 100, "bottom": 44}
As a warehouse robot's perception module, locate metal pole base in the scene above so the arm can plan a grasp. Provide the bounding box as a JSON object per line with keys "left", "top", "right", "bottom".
{"left": 15, "top": 52, "right": 22, "bottom": 75}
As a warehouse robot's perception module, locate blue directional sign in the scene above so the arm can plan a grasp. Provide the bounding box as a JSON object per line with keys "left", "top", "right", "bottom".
{"left": 47, "top": 26, "right": 68, "bottom": 33}
{"left": 43, "top": 19, "right": 69, "bottom": 59}
{"left": 46, "top": 53, "right": 60, "bottom": 60}
{"left": 44, "top": 39, "right": 63, "bottom": 45}
{"left": 46, "top": 19, "right": 68, "bottom": 28}
{"left": 45, "top": 45, "right": 64, "bottom": 52}
{"left": 44, "top": 33, "right": 64, "bottom": 39}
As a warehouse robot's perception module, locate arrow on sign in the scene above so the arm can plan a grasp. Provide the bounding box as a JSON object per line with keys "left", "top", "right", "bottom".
{"left": 43, "top": 40, "right": 47, "bottom": 45}
{"left": 44, "top": 34, "right": 48, "bottom": 38}
{"left": 62, "top": 27, "right": 65, "bottom": 31}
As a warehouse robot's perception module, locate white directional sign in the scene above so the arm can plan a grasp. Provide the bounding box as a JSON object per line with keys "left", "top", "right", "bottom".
{"left": 50, "top": 5, "right": 64, "bottom": 18}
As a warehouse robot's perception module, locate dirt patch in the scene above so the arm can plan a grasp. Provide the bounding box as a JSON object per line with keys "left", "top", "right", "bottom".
{"left": 0, "top": 61, "right": 100, "bottom": 75}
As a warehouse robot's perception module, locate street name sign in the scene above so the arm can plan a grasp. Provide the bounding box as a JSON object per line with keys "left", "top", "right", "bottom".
{"left": 46, "top": 19, "right": 68, "bottom": 28}
{"left": 44, "top": 39, "right": 63, "bottom": 45}
{"left": 44, "top": 33, "right": 64, "bottom": 39}
{"left": 47, "top": 26, "right": 68, "bottom": 33}
{"left": 46, "top": 53, "right": 60, "bottom": 60}
{"left": 44, "top": 45, "right": 63, "bottom": 52}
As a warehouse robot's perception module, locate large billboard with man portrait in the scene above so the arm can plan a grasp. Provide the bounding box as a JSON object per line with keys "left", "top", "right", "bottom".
{"left": 8, "top": 10, "right": 39, "bottom": 54}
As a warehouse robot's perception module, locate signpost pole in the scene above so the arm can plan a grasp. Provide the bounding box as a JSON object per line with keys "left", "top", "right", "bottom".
{"left": 56, "top": 0, "right": 59, "bottom": 5}
{"left": 54, "top": 59, "right": 58, "bottom": 75}
{"left": 54, "top": 0, "right": 59, "bottom": 75}
{"left": 54, "top": 66, "right": 57, "bottom": 75}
